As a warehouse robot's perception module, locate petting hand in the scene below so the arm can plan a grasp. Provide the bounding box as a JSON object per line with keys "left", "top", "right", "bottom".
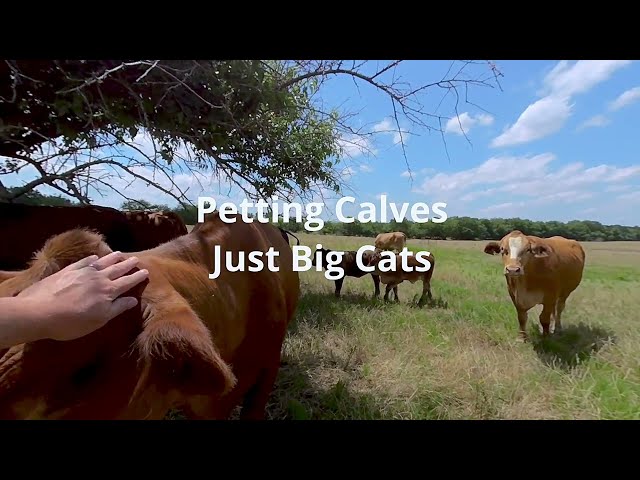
{"left": 16, "top": 252, "right": 150, "bottom": 341}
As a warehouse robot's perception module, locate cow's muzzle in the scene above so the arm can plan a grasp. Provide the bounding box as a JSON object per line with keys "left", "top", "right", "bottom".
{"left": 504, "top": 265, "right": 523, "bottom": 276}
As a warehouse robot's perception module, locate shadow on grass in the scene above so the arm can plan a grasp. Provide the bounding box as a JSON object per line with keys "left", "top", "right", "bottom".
{"left": 268, "top": 350, "right": 465, "bottom": 420}
{"left": 531, "top": 322, "right": 616, "bottom": 370}
{"left": 267, "top": 354, "right": 395, "bottom": 420}
{"left": 286, "top": 290, "right": 395, "bottom": 334}
{"left": 266, "top": 290, "right": 453, "bottom": 420}
{"left": 407, "top": 295, "right": 449, "bottom": 310}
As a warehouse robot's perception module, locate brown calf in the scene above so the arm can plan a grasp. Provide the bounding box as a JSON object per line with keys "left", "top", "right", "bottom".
{"left": 367, "top": 249, "right": 435, "bottom": 306}
{"left": 0, "top": 211, "right": 300, "bottom": 420}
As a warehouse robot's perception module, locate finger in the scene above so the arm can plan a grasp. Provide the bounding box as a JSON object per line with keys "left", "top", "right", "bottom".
{"left": 107, "top": 296, "right": 139, "bottom": 320}
{"left": 65, "top": 255, "right": 100, "bottom": 271}
{"left": 88, "top": 251, "right": 127, "bottom": 271}
{"left": 101, "top": 256, "right": 140, "bottom": 280}
{"left": 110, "top": 269, "right": 149, "bottom": 297}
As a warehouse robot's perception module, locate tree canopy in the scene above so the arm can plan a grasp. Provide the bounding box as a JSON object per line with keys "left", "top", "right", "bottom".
{"left": 0, "top": 60, "right": 503, "bottom": 206}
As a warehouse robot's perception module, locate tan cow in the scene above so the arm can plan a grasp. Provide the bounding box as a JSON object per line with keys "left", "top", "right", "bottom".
{"left": 0, "top": 211, "right": 300, "bottom": 420}
{"left": 483, "top": 230, "right": 585, "bottom": 341}
{"left": 374, "top": 231, "right": 407, "bottom": 252}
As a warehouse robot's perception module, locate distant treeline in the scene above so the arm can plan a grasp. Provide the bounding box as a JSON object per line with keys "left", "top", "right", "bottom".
{"left": 275, "top": 217, "right": 640, "bottom": 242}
{"left": 3, "top": 189, "right": 639, "bottom": 242}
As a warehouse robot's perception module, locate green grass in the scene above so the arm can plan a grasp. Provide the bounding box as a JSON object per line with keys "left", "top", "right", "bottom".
{"left": 260, "top": 233, "right": 640, "bottom": 420}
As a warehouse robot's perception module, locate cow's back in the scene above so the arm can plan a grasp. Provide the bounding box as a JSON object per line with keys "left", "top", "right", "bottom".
{"left": 124, "top": 210, "right": 188, "bottom": 250}
{"left": 546, "top": 236, "right": 585, "bottom": 291}
{"left": 0, "top": 203, "right": 136, "bottom": 270}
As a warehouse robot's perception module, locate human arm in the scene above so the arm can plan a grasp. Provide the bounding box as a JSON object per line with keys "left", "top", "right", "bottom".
{"left": 0, "top": 252, "right": 149, "bottom": 349}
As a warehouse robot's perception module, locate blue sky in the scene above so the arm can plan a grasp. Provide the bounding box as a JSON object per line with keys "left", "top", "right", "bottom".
{"left": 4, "top": 60, "right": 640, "bottom": 226}
{"left": 316, "top": 60, "right": 640, "bottom": 227}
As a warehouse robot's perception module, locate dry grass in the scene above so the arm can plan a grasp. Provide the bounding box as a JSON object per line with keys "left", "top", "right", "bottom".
{"left": 260, "top": 232, "right": 640, "bottom": 420}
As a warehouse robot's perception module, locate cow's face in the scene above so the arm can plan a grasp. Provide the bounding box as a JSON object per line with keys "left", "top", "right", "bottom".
{"left": 366, "top": 249, "right": 386, "bottom": 268}
{"left": 359, "top": 249, "right": 375, "bottom": 267}
{"left": 483, "top": 231, "right": 551, "bottom": 277}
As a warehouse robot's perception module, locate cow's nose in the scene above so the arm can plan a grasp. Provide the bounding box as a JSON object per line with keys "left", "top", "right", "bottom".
{"left": 505, "top": 266, "right": 522, "bottom": 274}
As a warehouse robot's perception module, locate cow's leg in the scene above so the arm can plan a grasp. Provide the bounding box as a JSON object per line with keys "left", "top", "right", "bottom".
{"left": 418, "top": 277, "right": 432, "bottom": 307}
{"left": 393, "top": 285, "right": 399, "bottom": 302}
{"left": 239, "top": 362, "right": 280, "bottom": 420}
{"left": 334, "top": 277, "right": 344, "bottom": 298}
{"left": 553, "top": 296, "right": 567, "bottom": 333}
{"left": 538, "top": 302, "right": 554, "bottom": 337}
{"left": 371, "top": 274, "right": 381, "bottom": 299}
{"left": 516, "top": 308, "right": 529, "bottom": 342}
{"left": 383, "top": 283, "right": 395, "bottom": 302}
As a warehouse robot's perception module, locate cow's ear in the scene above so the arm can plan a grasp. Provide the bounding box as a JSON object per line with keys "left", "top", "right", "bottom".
{"left": 531, "top": 243, "right": 551, "bottom": 258}
{"left": 484, "top": 242, "right": 501, "bottom": 255}
{"left": 132, "top": 300, "right": 237, "bottom": 401}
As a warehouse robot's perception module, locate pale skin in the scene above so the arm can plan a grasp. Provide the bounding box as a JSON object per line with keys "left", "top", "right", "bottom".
{"left": 0, "top": 252, "right": 149, "bottom": 349}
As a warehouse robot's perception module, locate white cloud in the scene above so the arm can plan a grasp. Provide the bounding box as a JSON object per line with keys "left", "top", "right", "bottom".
{"left": 606, "top": 184, "right": 634, "bottom": 193}
{"left": 609, "top": 86, "right": 640, "bottom": 111}
{"left": 491, "top": 61, "right": 632, "bottom": 148}
{"left": 445, "top": 112, "right": 494, "bottom": 136}
{"left": 480, "top": 202, "right": 523, "bottom": 215}
{"left": 540, "top": 60, "right": 632, "bottom": 98}
{"left": 373, "top": 118, "right": 411, "bottom": 145}
{"left": 401, "top": 167, "right": 436, "bottom": 178}
{"left": 479, "top": 190, "right": 595, "bottom": 217}
{"left": 337, "top": 133, "right": 376, "bottom": 158}
{"left": 373, "top": 118, "right": 393, "bottom": 133}
{"left": 392, "top": 130, "right": 410, "bottom": 145}
{"left": 577, "top": 114, "right": 611, "bottom": 131}
{"left": 491, "top": 96, "right": 573, "bottom": 147}
{"left": 415, "top": 153, "right": 556, "bottom": 195}
{"left": 617, "top": 191, "right": 640, "bottom": 202}
{"left": 359, "top": 164, "right": 373, "bottom": 173}
{"left": 413, "top": 153, "right": 640, "bottom": 219}
{"left": 341, "top": 166, "right": 356, "bottom": 179}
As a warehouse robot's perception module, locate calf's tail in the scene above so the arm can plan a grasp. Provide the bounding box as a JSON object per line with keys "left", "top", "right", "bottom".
{"left": 278, "top": 227, "right": 301, "bottom": 246}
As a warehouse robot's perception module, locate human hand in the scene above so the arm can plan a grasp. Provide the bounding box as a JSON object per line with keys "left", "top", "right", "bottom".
{"left": 17, "top": 252, "right": 150, "bottom": 341}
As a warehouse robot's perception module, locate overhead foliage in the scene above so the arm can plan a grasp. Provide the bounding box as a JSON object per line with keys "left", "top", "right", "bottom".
{"left": 0, "top": 60, "right": 503, "bottom": 206}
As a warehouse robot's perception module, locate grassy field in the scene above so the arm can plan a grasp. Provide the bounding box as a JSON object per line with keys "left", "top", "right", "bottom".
{"left": 256, "top": 233, "right": 640, "bottom": 420}
{"left": 178, "top": 226, "right": 639, "bottom": 419}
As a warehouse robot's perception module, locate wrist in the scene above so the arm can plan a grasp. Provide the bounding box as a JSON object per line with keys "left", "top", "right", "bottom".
{"left": 0, "top": 297, "right": 51, "bottom": 347}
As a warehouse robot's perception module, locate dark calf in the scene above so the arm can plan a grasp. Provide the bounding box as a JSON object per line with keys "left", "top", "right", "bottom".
{"left": 312, "top": 248, "right": 392, "bottom": 299}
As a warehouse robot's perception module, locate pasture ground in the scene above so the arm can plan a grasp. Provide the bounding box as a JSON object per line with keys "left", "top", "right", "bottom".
{"left": 181, "top": 229, "right": 640, "bottom": 420}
